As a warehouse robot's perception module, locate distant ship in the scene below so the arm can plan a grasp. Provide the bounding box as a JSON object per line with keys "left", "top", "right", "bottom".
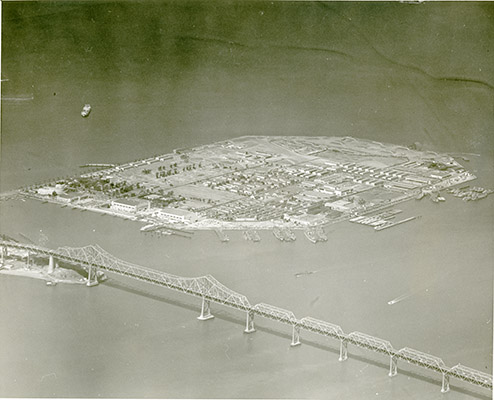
{"left": 81, "top": 104, "right": 91, "bottom": 117}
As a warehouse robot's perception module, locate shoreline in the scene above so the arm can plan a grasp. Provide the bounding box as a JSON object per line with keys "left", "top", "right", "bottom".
{"left": 0, "top": 261, "right": 87, "bottom": 285}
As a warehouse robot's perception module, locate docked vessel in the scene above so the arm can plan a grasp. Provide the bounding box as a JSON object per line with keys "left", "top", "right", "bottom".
{"left": 304, "top": 229, "right": 317, "bottom": 244}
{"left": 244, "top": 230, "right": 260, "bottom": 242}
{"left": 280, "top": 228, "right": 296, "bottom": 242}
{"left": 273, "top": 227, "right": 285, "bottom": 242}
{"left": 214, "top": 229, "right": 230, "bottom": 242}
{"left": 81, "top": 104, "right": 92, "bottom": 117}
{"left": 315, "top": 226, "right": 328, "bottom": 241}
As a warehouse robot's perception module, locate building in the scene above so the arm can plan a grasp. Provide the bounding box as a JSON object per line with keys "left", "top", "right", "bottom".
{"left": 325, "top": 199, "right": 353, "bottom": 212}
{"left": 58, "top": 192, "right": 89, "bottom": 203}
{"left": 110, "top": 199, "right": 150, "bottom": 213}
{"left": 157, "top": 208, "right": 197, "bottom": 223}
{"left": 38, "top": 185, "right": 65, "bottom": 196}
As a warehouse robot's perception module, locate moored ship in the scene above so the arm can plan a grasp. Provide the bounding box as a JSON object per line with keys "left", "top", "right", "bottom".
{"left": 81, "top": 104, "right": 92, "bottom": 117}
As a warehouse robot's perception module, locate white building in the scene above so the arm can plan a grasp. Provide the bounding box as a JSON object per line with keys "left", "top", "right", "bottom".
{"left": 58, "top": 192, "right": 89, "bottom": 203}
{"left": 325, "top": 199, "right": 352, "bottom": 212}
{"left": 38, "top": 185, "right": 65, "bottom": 196}
{"left": 111, "top": 199, "right": 150, "bottom": 213}
{"left": 157, "top": 208, "right": 197, "bottom": 223}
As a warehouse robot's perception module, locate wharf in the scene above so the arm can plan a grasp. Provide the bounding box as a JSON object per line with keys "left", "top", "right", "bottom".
{"left": 244, "top": 230, "right": 260, "bottom": 242}
{"left": 304, "top": 229, "right": 317, "bottom": 243}
{"left": 273, "top": 227, "right": 285, "bottom": 242}
{"left": 214, "top": 229, "right": 230, "bottom": 242}
{"left": 281, "top": 228, "right": 296, "bottom": 242}
{"left": 140, "top": 223, "right": 193, "bottom": 238}
{"left": 374, "top": 216, "right": 420, "bottom": 231}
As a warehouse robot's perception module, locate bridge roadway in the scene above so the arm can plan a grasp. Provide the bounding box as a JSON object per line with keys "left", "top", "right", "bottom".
{"left": 0, "top": 240, "right": 491, "bottom": 394}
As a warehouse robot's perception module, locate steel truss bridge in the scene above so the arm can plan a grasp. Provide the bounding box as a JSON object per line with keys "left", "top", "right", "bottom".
{"left": 1, "top": 240, "right": 491, "bottom": 393}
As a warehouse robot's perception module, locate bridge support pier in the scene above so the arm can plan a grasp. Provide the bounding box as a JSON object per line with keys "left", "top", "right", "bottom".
{"left": 244, "top": 310, "right": 255, "bottom": 333}
{"left": 48, "top": 255, "right": 55, "bottom": 274}
{"left": 441, "top": 373, "right": 450, "bottom": 393}
{"left": 389, "top": 355, "right": 398, "bottom": 377}
{"left": 197, "top": 297, "right": 214, "bottom": 321}
{"left": 290, "top": 325, "right": 301, "bottom": 347}
{"left": 0, "top": 246, "right": 6, "bottom": 265}
{"left": 86, "top": 265, "right": 99, "bottom": 287}
{"left": 339, "top": 340, "right": 348, "bottom": 361}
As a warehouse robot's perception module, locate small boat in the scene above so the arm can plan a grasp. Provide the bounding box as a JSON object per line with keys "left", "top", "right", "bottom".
{"left": 46, "top": 281, "right": 57, "bottom": 286}
{"left": 81, "top": 104, "right": 92, "bottom": 117}
{"left": 304, "top": 229, "right": 317, "bottom": 244}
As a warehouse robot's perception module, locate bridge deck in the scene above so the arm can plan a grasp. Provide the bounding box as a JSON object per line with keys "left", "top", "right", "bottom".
{"left": 1, "top": 240, "right": 491, "bottom": 391}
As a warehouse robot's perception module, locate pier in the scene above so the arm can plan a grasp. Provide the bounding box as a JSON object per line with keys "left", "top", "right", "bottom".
{"left": 374, "top": 216, "right": 420, "bottom": 231}
{"left": 79, "top": 163, "right": 116, "bottom": 168}
{"left": 214, "top": 229, "right": 230, "bottom": 242}
{"left": 243, "top": 230, "right": 260, "bottom": 242}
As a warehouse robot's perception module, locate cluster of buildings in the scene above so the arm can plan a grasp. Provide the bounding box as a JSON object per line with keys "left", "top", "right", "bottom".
{"left": 26, "top": 136, "right": 474, "bottom": 229}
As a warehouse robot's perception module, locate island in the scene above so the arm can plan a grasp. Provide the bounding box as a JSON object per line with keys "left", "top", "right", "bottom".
{"left": 0, "top": 246, "right": 90, "bottom": 286}
{"left": 15, "top": 136, "right": 480, "bottom": 233}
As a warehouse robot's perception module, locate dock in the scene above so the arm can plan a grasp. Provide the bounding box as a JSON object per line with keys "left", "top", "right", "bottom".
{"left": 304, "top": 229, "right": 317, "bottom": 243}
{"left": 244, "top": 230, "right": 260, "bottom": 242}
{"left": 214, "top": 229, "right": 230, "bottom": 242}
{"left": 79, "top": 163, "right": 116, "bottom": 168}
{"left": 140, "top": 223, "right": 193, "bottom": 238}
{"left": 273, "top": 227, "right": 285, "bottom": 242}
{"left": 280, "top": 228, "right": 296, "bottom": 242}
{"left": 374, "top": 216, "right": 420, "bottom": 231}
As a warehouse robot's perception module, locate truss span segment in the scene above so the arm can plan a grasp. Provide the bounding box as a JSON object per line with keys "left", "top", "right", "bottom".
{"left": 347, "top": 331, "right": 395, "bottom": 355}
{"left": 397, "top": 347, "right": 446, "bottom": 373}
{"left": 299, "top": 317, "right": 345, "bottom": 340}
{"left": 252, "top": 303, "right": 298, "bottom": 325}
{"left": 449, "top": 364, "right": 493, "bottom": 389}
{"left": 197, "top": 275, "right": 251, "bottom": 310}
{"left": 55, "top": 244, "right": 251, "bottom": 310}
{"left": 1, "top": 240, "right": 52, "bottom": 256}
{"left": 2, "top": 240, "right": 492, "bottom": 393}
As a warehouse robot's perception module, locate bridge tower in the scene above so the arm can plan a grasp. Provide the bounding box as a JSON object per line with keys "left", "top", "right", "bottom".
{"left": 244, "top": 310, "right": 255, "bottom": 333}
{"left": 197, "top": 297, "right": 214, "bottom": 320}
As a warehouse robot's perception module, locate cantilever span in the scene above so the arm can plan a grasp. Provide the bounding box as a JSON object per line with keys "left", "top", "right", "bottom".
{"left": 55, "top": 243, "right": 251, "bottom": 310}
{"left": 0, "top": 240, "right": 491, "bottom": 393}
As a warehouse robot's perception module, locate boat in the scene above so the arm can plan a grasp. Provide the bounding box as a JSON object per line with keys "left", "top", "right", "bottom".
{"left": 81, "top": 104, "right": 92, "bottom": 117}
{"left": 272, "top": 227, "right": 285, "bottom": 241}
{"left": 244, "top": 230, "right": 260, "bottom": 242}
{"left": 281, "top": 228, "right": 296, "bottom": 242}
{"left": 304, "top": 229, "right": 317, "bottom": 244}
{"left": 415, "top": 191, "right": 425, "bottom": 200}
{"left": 214, "top": 229, "right": 230, "bottom": 242}
{"left": 140, "top": 223, "right": 156, "bottom": 232}
{"left": 315, "top": 226, "right": 328, "bottom": 242}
